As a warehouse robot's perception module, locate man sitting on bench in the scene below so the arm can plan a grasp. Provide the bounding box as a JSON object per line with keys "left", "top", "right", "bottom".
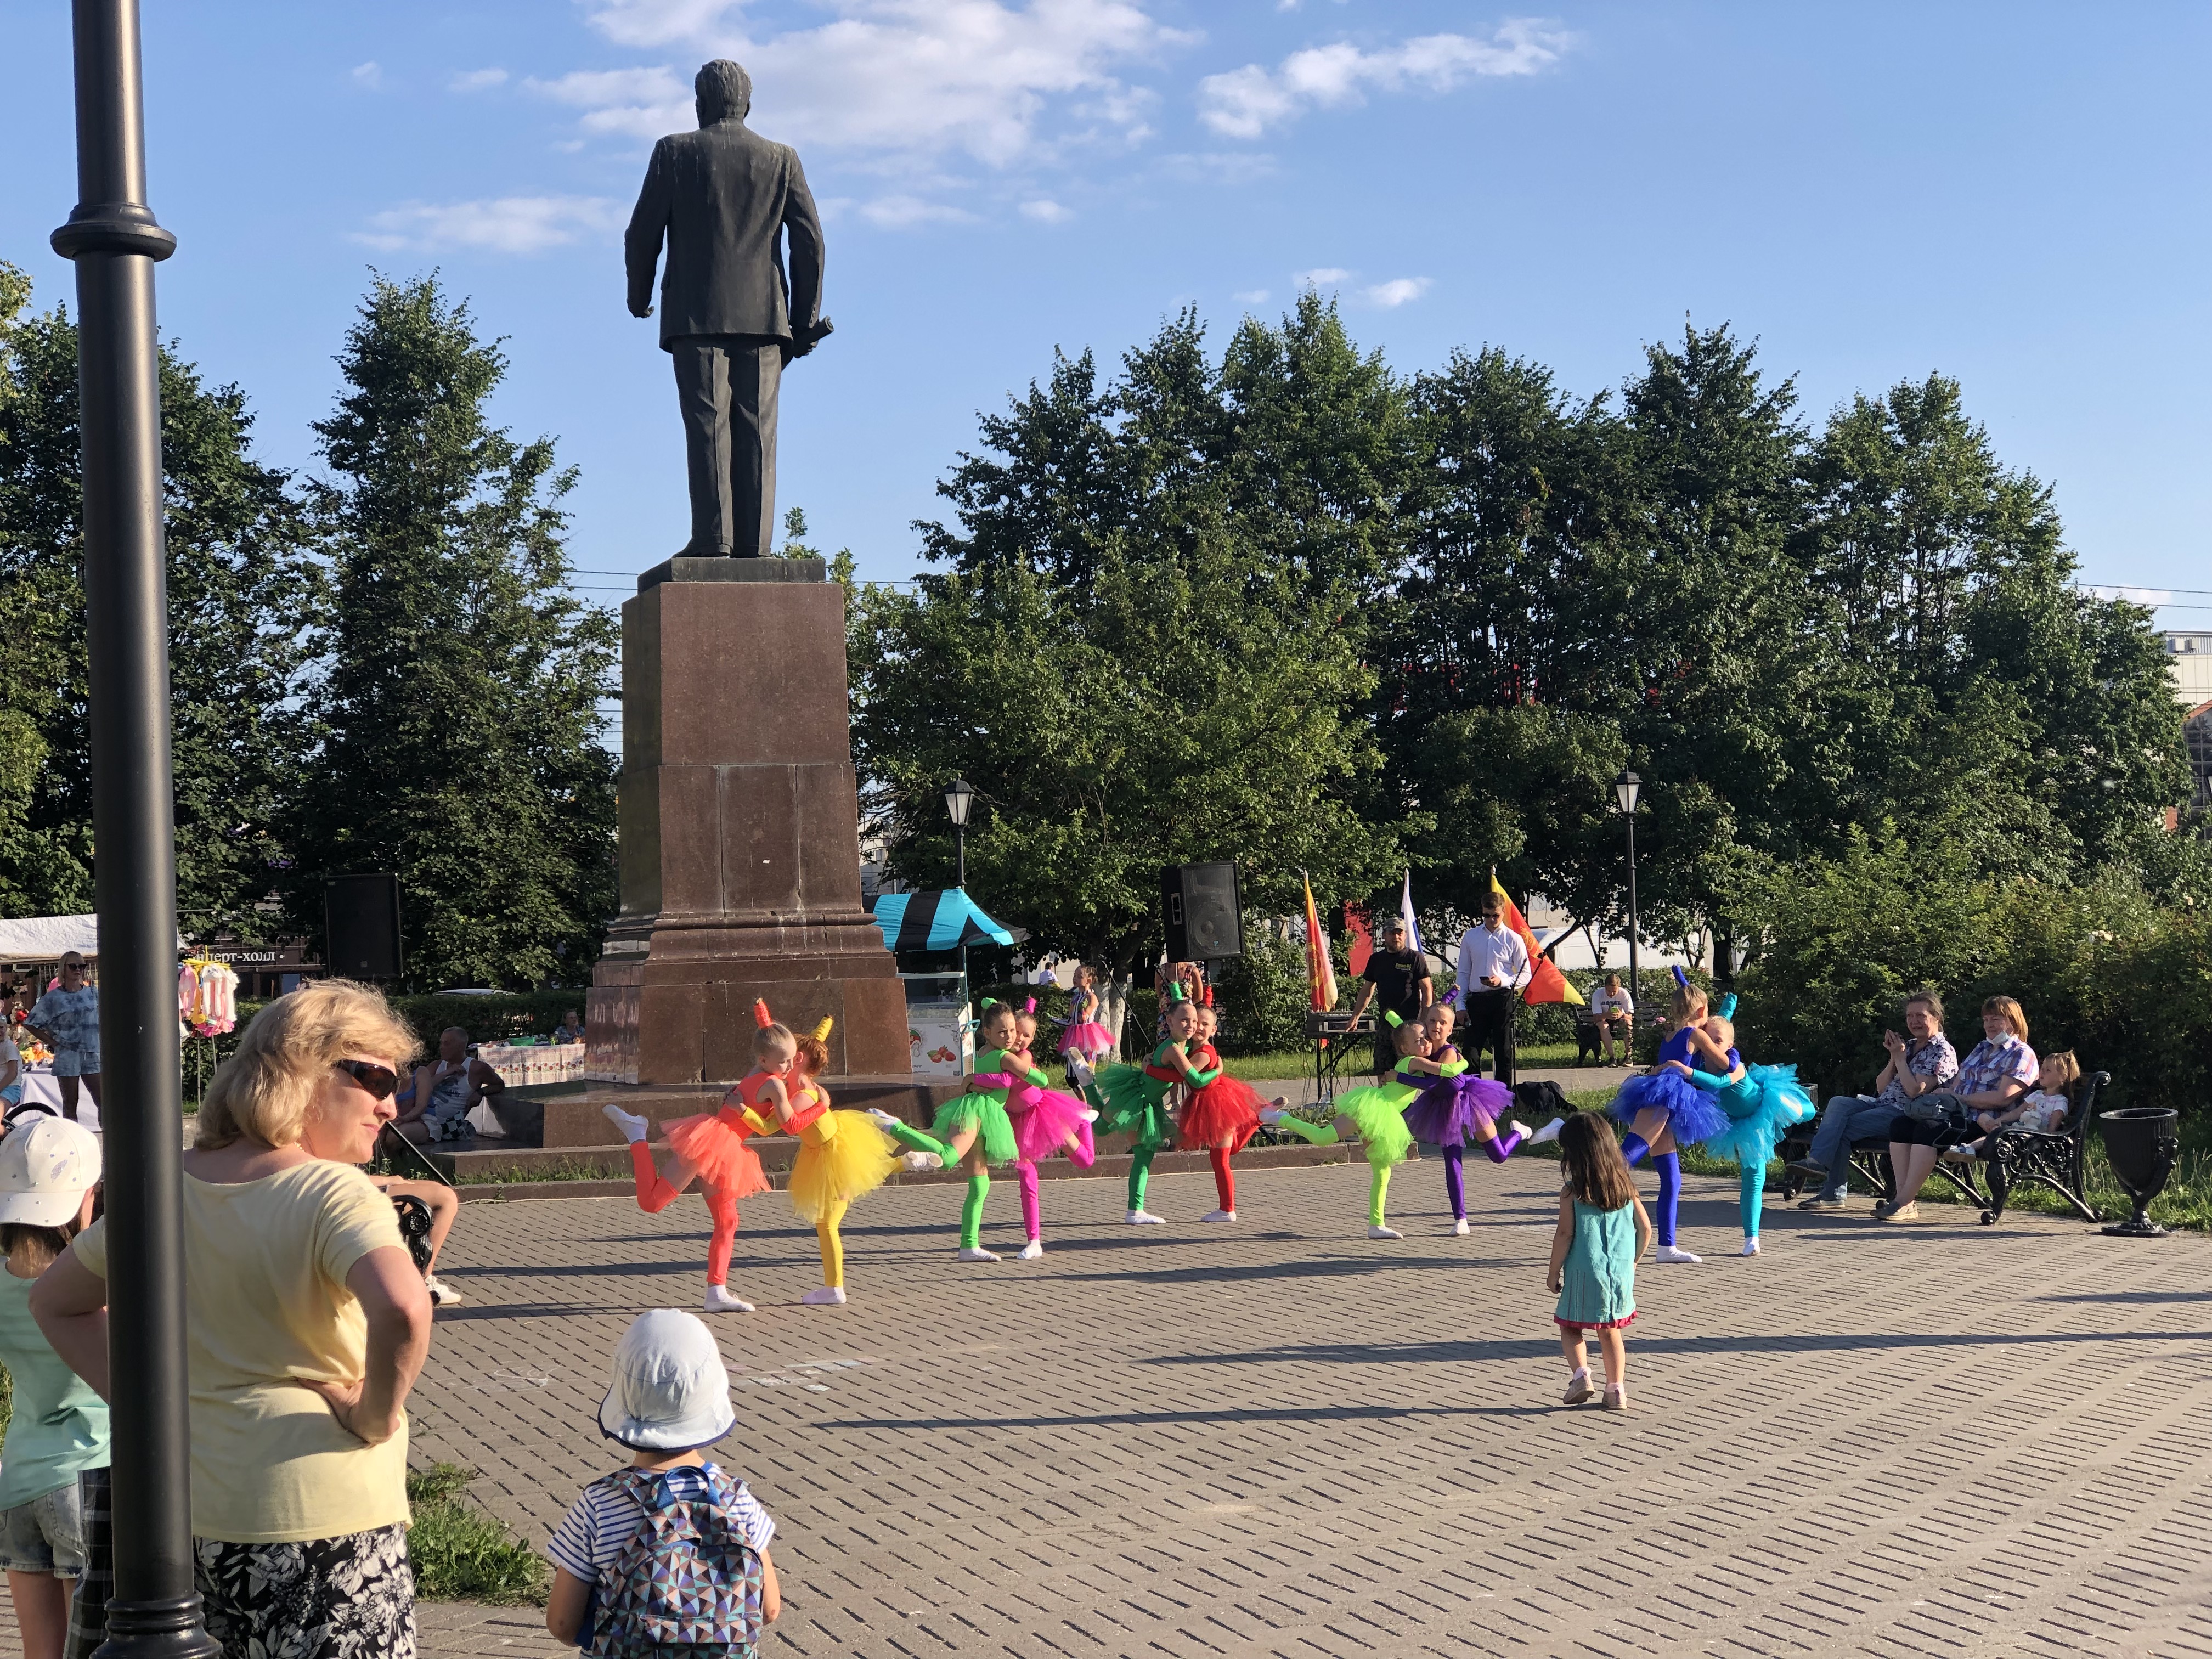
{"left": 1787, "top": 988, "right": 1956, "bottom": 1211}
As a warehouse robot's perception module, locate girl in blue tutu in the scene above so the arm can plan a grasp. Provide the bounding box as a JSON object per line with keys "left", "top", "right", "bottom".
{"left": 1598, "top": 972, "right": 1736, "bottom": 1264}
{"left": 1657, "top": 1009, "right": 1815, "bottom": 1258}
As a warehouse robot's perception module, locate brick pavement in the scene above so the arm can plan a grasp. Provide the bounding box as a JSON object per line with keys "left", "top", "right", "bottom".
{"left": 397, "top": 1160, "right": 2212, "bottom": 1659}
{"left": 8, "top": 1160, "right": 2209, "bottom": 1658}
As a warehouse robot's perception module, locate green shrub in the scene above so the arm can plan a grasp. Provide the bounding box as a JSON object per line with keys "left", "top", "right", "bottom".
{"left": 405, "top": 1463, "right": 549, "bottom": 1605}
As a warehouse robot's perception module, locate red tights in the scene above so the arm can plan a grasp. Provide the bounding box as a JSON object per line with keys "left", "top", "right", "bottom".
{"left": 630, "top": 1142, "right": 741, "bottom": 1286}
{"left": 1208, "top": 1146, "right": 1235, "bottom": 1212}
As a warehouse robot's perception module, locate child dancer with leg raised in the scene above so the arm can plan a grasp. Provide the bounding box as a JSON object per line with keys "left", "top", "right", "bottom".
{"left": 868, "top": 1000, "right": 1024, "bottom": 1260}
{"left": 603, "top": 1005, "right": 781, "bottom": 1313}
{"left": 1091, "top": 985, "right": 1206, "bottom": 1224}
{"left": 1058, "top": 964, "right": 1116, "bottom": 1077}
{"left": 1548, "top": 1111, "right": 1653, "bottom": 1412}
{"left": 783, "top": 1019, "right": 905, "bottom": 1304}
{"left": 1004, "top": 1000, "right": 1097, "bottom": 1259}
{"left": 1657, "top": 1005, "right": 1815, "bottom": 1257}
{"left": 1402, "top": 1003, "right": 1529, "bottom": 1235}
{"left": 1262, "top": 1013, "right": 1419, "bottom": 1239}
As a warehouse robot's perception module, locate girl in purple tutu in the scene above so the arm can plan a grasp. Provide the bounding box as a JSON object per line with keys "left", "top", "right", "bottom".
{"left": 1401, "top": 1005, "right": 1530, "bottom": 1235}
{"left": 1005, "top": 1000, "right": 1097, "bottom": 1260}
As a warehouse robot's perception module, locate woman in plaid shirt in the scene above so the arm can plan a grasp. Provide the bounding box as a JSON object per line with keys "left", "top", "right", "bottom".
{"left": 1878, "top": 995, "right": 2038, "bottom": 1222}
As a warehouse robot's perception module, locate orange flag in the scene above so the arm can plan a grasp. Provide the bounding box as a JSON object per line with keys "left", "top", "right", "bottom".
{"left": 1488, "top": 874, "right": 1584, "bottom": 1007}
{"left": 1302, "top": 874, "right": 1338, "bottom": 1031}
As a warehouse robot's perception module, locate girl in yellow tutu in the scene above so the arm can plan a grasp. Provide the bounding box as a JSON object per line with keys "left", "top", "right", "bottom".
{"left": 782, "top": 1018, "right": 903, "bottom": 1306}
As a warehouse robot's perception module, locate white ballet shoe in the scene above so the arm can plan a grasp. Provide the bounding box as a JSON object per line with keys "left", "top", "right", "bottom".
{"left": 1452, "top": 1218, "right": 1470, "bottom": 1236}
{"left": 1739, "top": 1236, "right": 1760, "bottom": 1256}
{"left": 1258, "top": 1105, "right": 1288, "bottom": 1125}
{"left": 1017, "top": 1239, "right": 1044, "bottom": 1260}
{"left": 1508, "top": 1120, "right": 1534, "bottom": 1138}
{"left": 901, "top": 1150, "right": 943, "bottom": 1172}
{"left": 425, "top": 1275, "right": 462, "bottom": 1305}
{"left": 1652, "top": 1243, "right": 1703, "bottom": 1264}
{"left": 1066, "top": 1058, "right": 1095, "bottom": 1086}
{"left": 957, "top": 1245, "right": 1000, "bottom": 1262}
{"left": 602, "top": 1103, "right": 652, "bottom": 1144}
{"left": 1125, "top": 1209, "right": 1166, "bottom": 1225}
{"left": 1199, "top": 1209, "right": 1235, "bottom": 1223}
{"left": 800, "top": 1285, "right": 847, "bottom": 1305}
{"left": 702, "top": 1284, "right": 753, "bottom": 1312}
{"left": 865, "top": 1107, "right": 903, "bottom": 1129}
{"left": 1077, "top": 1107, "right": 1099, "bottom": 1122}
{"left": 1368, "top": 1224, "right": 1403, "bottom": 1240}
{"left": 1530, "top": 1116, "right": 1566, "bottom": 1146}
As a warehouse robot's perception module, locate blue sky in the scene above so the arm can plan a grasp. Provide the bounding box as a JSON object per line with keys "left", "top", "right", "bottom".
{"left": 3, "top": 1, "right": 2206, "bottom": 619}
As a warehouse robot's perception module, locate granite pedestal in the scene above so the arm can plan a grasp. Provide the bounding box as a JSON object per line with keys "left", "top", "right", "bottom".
{"left": 585, "top": 556, "right": 908, "bottom": 1084}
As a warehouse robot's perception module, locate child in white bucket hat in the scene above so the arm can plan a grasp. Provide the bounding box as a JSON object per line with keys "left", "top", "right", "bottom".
{"left": 0, "top": 1109, "right": 108, "bottom": 1659}
{"left": 545, "top": 1310, "right": 782, "bottom": 1651}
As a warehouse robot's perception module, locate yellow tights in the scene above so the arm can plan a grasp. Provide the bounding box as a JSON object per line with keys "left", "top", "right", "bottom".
{"left": 815, "top": 1199, "right": 849, "bottom": 1288}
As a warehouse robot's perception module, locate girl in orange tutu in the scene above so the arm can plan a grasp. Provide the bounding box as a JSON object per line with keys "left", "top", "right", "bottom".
{"left": 601, "top": 1011, "right": 781, "bottom": 1313}
{"left": 1181, "top": 993, "right": 1283, "bottom": 1224}
{"left": 1005, "top": 999, "right": 1097, "bottom": 1259}
{"left": 783, "top": 1018, "right": 902, "bottom": 1306}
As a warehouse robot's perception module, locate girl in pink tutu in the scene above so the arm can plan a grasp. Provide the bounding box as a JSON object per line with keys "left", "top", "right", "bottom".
{"left": 1057, "top": 964, "right": 1116, "bottom": 1071}
{"left": 1006, "top": 999, "right": 1097, "bottom": 1259}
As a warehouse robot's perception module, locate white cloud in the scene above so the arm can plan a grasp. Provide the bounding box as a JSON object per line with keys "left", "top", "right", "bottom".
{"left": 1199, "top": 19, "right": 1576, "bottom": 138}
{"left": 352, "top": 195, "right": 627, "bottom": 255}
{"left": 1158, "top": 150, "right": 1277, "bottom": 185}
{"left": 351, "top": 61, "right": 382, "bottom": 89}
{"left": 1234, "top": 287, "right": 1271, "bottom": 304}
{"left": 1020, "top": 198, "right": 1073, "bottom": 222}
{"left": 560, "top": 0, "right": 1190, "bottom": 167}
{"left": 1294, "top": 267, "right": 1350, "bottom": 287}
{"left": 2087, "top": 585, "right": 2176, "bottom": 606}
{"left": 449, "top": 67, "right": 510, "bottom": 92}
{"left": 527, "top": 66, "right": 693, "bottom": 137}
{"left": 1362, "top": 275, "right": 1431, "bottom": 307}
{"left": 858, "top": 195, "right": 978, "bottom": 228}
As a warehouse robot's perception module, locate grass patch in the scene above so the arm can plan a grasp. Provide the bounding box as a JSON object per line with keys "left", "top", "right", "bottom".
{"left": 451, "top": 1158, "right": 627, "bottom": 1186}
{"left": 1228, "top": 1040, "right": 1602, "bottom": 1081}
{"left": 407, "top": 1463, "right": 550, "bottom": 1605}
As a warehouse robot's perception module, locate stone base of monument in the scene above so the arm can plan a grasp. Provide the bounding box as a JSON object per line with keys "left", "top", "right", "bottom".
{"left": 585, "top": 555, "right": 913, "bottom": 1085}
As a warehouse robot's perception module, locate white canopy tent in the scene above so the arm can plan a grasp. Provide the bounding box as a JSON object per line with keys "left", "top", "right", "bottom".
{"left": 0, "top": 913, "right": 188, "bottom": 962}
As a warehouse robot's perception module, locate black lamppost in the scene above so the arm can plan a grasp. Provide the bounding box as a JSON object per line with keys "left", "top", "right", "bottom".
{"left": 52, "top": 3, "right": 216, "bottom": 1657}
{"left": 944, "top": 778, "right": 975, "bottom": 997}
{"left": 1613, "top": 771, "right": 1641, "bottom": 1014}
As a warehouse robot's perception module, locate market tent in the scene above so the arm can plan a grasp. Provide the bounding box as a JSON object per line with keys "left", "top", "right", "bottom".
{"left": 0, "top": 913, "right": 189, "bottom": 961}
{"left": 865, "top": 888, "right": 1016, "bottom": 952}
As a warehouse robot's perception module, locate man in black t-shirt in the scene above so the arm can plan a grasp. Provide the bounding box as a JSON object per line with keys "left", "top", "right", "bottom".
{"left": 1350, "top": 919, "right": 1433, "bottom": 1077}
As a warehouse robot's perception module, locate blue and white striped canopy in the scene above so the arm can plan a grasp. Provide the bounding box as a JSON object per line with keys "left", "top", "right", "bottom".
{"left": 865, "top": 888, "right": 1015, "bottom": 952}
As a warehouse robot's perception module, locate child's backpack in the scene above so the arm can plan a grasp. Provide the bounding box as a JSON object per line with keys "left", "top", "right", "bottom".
{"left": 588, "top": 1465, "right": 766, "bottom": 1658}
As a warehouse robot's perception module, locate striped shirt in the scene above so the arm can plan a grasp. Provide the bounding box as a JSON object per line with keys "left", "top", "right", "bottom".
{"left": 546, "top": 1464, "right": 775, "bottom": 1584}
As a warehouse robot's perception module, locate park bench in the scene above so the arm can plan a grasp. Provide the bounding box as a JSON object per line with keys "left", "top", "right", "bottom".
{"left": 1776, "top": 1070, "right": 2108, "bottom": 1225}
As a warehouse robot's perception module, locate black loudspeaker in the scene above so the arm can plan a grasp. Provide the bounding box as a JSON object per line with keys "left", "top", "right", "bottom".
{"left": 325, "top": 874, "right": 404, "bottom": 981}
{"left": 1162, "top": 862, "right": 1244, "bottom": 960}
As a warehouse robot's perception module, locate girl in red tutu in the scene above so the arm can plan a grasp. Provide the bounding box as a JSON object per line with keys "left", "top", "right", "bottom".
{"left": 1180, "top": 994, "right": 1285, "bottom": 1224}
{"left": 1004, "top": 1000, "right": 1098, "bottom": 1259}
{"left": 601, "top": 1007, "right": 781, "bottom": 1313}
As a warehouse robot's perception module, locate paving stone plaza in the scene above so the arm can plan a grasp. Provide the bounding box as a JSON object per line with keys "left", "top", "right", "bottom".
{"left": 377, "top": 1158, "right": 2212, "bottom": 1659}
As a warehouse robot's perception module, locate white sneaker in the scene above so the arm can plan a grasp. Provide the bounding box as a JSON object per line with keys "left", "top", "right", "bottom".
{"left": 1452, "top": 1218, "right": 1470, "bottom": 1236}
{"left": 601, "top": 1103, "right": 651, "bottom": 1144}
{"left": 1739, "top": 1236, "right": 1760, "bottom": 1257}
{"left": 800, "top": 1285, "right": 847, "bottom": 1305}
{"left": 1017, "top": 1239, "right": 1044, "bottom": 1260}
{"left": 1530, "top": 1116, "right": 1566, "bottom": 1145}
{"left": 865, "top": 1107, "right": 903, "bottom": 1129}
{"left": 901, "top": 1150, "right": 943, "bottom": 1172}
{"left": 1508, "top": 1120, "right": 1534, "bottom": 1139}
{"left": 1368, "top": 1224, "right": 1403, "bottom": 1240}
{"left": 1258, "top": 1105, "right": 1287, "bottom": 1125}
{"left": 1066, "top": 1058, "right": 1094, "bottom": 1087}
{"left": 1652, "top": 1243, "right": 1703, "bottom": 1265}
{"left": 702, "top": 1285, "right": 753, "bottom": 1312}
{"left": 425, "top": 1275, "right": 462, "bottom": 1306}
{"left": 957, "top": 1245, "right": 1000, "bottom": 1262}
{"left": 1125, "top": 1209, "right": 1166, "bottom": 1225}
{"left": 1199, "top": 1209, "right": 1235, "bottom": 1223}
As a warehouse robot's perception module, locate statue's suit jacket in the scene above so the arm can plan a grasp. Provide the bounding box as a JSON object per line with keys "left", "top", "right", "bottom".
{"left": 625, "top": 117, "right": 824, "bottom": 348}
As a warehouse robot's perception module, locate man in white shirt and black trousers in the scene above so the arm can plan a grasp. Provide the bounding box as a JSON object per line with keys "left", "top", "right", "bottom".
{"left": 1454, "top": 894, "right": 1531, "bottom": 1087}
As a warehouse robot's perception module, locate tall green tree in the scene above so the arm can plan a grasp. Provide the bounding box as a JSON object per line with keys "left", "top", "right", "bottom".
{"left": 0, "top": 261, "right": 316, "bottom": 928}
{"left": 289, "top": 274, "right": 617, "bottom": 989}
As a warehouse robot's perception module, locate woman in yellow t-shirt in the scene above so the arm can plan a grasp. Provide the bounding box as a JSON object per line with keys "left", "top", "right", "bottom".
{"left": 32, "top": 981, "right": 433, "bottom": 1659}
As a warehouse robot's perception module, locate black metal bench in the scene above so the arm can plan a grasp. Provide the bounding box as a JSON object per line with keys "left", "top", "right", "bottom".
{"left": 1777, "top": 1071, "right": 2108, "bottom": 1225}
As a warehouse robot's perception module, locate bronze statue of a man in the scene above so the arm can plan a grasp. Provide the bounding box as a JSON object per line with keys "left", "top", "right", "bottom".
{"left": 625, "top": 60, "right": 830, "bottom": 558}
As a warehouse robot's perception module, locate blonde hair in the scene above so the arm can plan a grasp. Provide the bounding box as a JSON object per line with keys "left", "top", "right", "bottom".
{"left": 2041, "top": 1049, "right": 2080, "bottom": 1089}
{"left": 1668, "top": 981, "right": 1708, "bottom": 1026}
{"left": 1983, "top": 995, "right": 2029, "bottom": 1042}
{"left": 754, "top": 1023, "right": 796, "bottom": 1059}
{"left": 195, "top": 979, "right": 419, "bottom": 1151}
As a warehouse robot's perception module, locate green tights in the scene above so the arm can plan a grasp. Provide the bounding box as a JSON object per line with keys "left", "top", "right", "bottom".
{"left": 1369, "top": 1163, "right": 1392, "bottom": 1228}
{"left": 1127, "top": 1139, "right": 1160, "bottom": 1212}
{"left": 1266, "top": 1117, "right": 1390, "bottom": 1225}
{"left": 961, "top": 1172, "right": 989, "bottom": 1249}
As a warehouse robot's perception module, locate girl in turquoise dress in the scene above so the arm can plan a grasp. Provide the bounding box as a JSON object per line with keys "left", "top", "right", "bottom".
{"left": 1547, "top": 1111, "right": 1654, "bottom": 1412}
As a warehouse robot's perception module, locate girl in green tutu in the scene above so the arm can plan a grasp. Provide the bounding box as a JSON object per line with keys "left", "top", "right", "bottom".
{"left": 1263, "top": 1013, "right": 1421, "bottom": 1238}
{"left": 1087, "top": 984, "right": 1213, "bottom": 1223}
{"left": 868, "top": 1000, "right": 1029, "bottom": 1261}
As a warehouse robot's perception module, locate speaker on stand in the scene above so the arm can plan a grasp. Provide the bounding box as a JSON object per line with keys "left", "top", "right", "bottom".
{"left": 1162, "top": 862, "right": 1244, "bottom": 962}
{"left": 324, "top": 874, "right": 404, "bottom": 982}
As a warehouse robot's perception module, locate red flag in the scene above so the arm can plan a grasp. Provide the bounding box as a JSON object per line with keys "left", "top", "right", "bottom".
{"left": 1488, "top": 874, "right": 1583, "bottom": 1007}
{"left": 1303, "top": 874, "right": 1338, "bottom": 1016}
{"left": 1345, "top": 903, "right": 1374, "bottom": 980}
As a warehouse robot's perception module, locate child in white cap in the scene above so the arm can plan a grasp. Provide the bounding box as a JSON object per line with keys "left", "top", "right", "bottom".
{"left": 545, "top": 1310, "right": 782, "bottom": 1652}
{"left": 0, "top": 1109, "right": 108, "bottom": 1659}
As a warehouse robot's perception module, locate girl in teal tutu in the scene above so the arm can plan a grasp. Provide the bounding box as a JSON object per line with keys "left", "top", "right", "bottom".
{"left": 1660, "top": 1006, "right": 1815, "bottom": 1256}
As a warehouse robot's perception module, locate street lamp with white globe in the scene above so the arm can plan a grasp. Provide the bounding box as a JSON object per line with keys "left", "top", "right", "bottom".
{"left": 944, "top": 778, "right": 976, "bottom": 1000}
{"left": 1614, "top": 770, "right": 1641, "bottom": 1019}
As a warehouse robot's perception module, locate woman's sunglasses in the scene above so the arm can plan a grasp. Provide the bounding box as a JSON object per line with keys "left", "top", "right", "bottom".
{"left": 332, "top": 1059, "right": 400, "bottom": 1101}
